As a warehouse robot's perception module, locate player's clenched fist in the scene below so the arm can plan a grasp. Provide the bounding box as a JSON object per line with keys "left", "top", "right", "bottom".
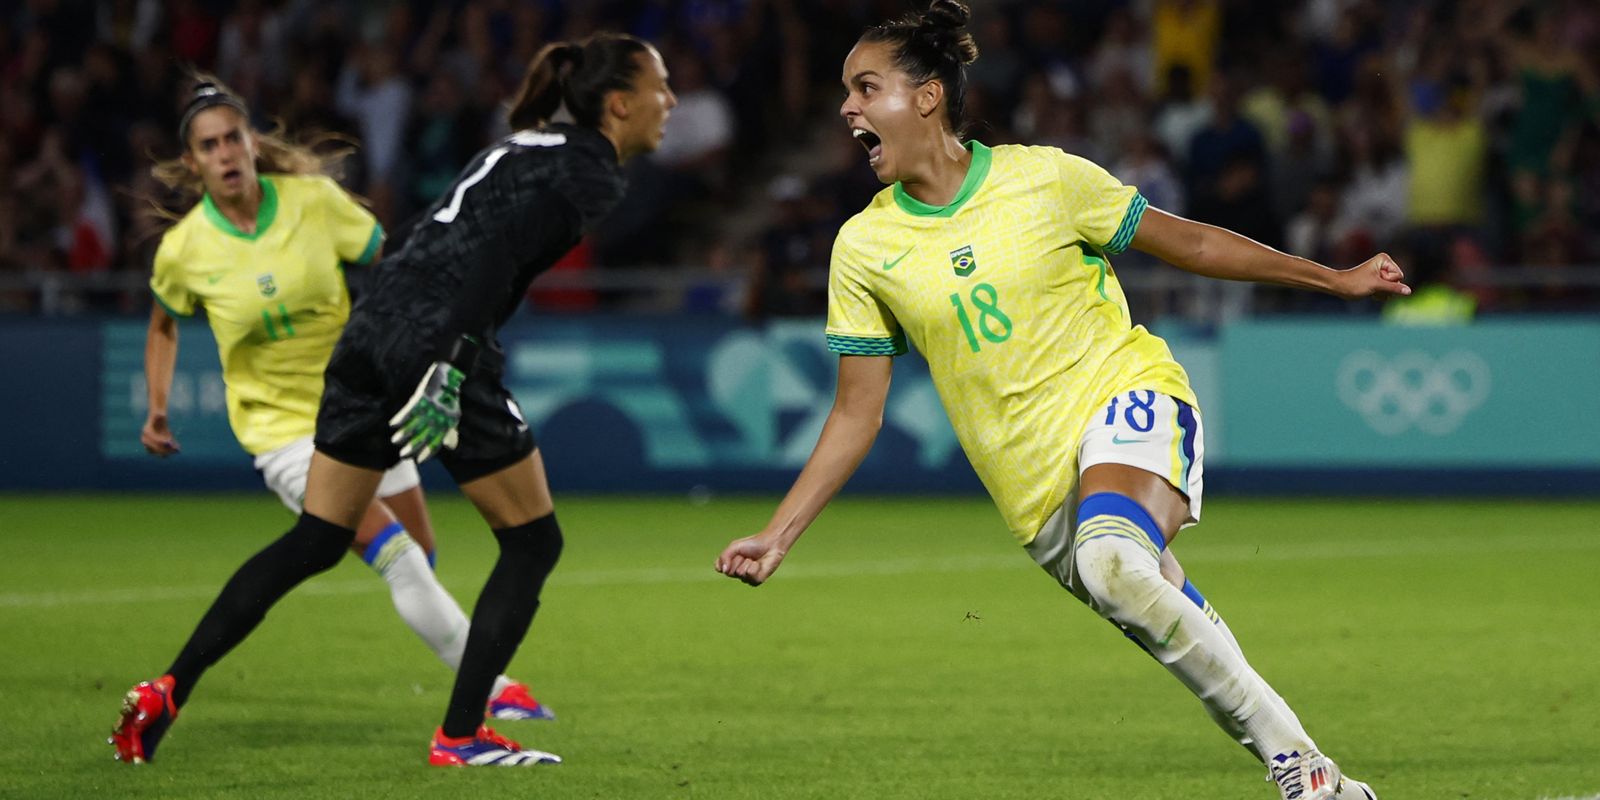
{"left": 715, "top": 534, "right": 789, "bottom": 586}
{"left": 1333, "top": 252, "right": 1411, "bottom": 300}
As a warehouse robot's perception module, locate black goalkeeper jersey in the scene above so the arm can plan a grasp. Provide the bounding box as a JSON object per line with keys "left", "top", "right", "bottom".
{"left": 358, "top": 123, "right": 626, "bottom": 353}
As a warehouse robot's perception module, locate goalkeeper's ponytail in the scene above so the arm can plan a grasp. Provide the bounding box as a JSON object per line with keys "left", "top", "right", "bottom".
{"left": 507, "top": 33, "right": 652, "bottom": 130}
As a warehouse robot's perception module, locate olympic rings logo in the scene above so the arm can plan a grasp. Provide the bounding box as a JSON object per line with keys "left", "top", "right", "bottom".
{"left": 1335, "top": 350, "right": 1490, "bottom": 436}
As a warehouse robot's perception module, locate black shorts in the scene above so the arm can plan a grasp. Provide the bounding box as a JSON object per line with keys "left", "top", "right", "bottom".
{"left": 315, "top": 311, "right": 536, "bottom": 483}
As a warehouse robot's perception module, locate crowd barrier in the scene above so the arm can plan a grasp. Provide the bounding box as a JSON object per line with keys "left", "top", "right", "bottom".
{"left": 1, "top": 315, "right": 1594, "bottom": 494}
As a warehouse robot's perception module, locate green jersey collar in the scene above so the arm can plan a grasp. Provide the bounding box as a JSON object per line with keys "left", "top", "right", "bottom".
{"left": 202, "top": 175, "right": 278, "bottom": 240}
{"left": 892, "top": 140, "right": 992, "bottom": 218}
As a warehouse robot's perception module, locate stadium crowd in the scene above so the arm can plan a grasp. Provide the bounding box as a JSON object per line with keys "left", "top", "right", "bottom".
{"left": 2, "top": 0, "right": 1597, "bottom": 316}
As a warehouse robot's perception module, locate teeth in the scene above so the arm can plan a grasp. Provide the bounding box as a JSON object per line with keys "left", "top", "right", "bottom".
{"left": 852, "top": 129, "right": 867, "bottom": 139}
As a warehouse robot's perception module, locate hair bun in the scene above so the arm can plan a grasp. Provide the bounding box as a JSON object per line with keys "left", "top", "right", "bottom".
{"left": 917, "top": 1, "right": 978, "bottom": 66}
{"left": 921, "top": 0, "right": 971, "bottom": 31}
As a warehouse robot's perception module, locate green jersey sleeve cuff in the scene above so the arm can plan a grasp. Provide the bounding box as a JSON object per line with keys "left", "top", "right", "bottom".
{"left": 1104, "top": 192, "right": 1148, "bottom": 255}
{"left": 354, "top": 223, "right": 385, "bottom": 265}
{"left": 826, "top": 332, "right": 907, "bottom": 356}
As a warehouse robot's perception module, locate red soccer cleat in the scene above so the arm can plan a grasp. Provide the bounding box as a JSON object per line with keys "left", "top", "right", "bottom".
{"left": 428, "top": 725, "right": 561, "bottom": 767}
{"left": 109, "top": 675, "right": 178, "bottom": 764}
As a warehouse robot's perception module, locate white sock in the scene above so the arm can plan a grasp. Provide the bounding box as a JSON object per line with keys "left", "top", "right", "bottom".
{"left": 1185, "top": 585, "right": 1308, "bottom": 761}
{"left": 363, "top": 524, "right": 471, "bottom": 668}
{"left": 1073, "top": 520, "right": 1315, "bottom": 762}
{"left": 363, "top": 525, "right": 521, "bottom": 698}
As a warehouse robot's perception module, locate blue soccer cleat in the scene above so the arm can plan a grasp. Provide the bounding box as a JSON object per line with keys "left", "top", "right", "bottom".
{"left": 488, "top": 682, "right": 556, "bottom": 721}
{"left": 428, "top": 725, "right": 561, "bottom": 767}
{"left": 109, "top": 675, "right": 178, "bottom": 764}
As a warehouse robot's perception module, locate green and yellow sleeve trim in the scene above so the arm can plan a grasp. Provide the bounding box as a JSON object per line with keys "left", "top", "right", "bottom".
{"left": 826, "top": 332, "right": 908, "bottom": 356}
{"left": 1104, "top": 192, "right": 1148, "bottom": 255}
{"left": 355, "top": 223, "right": 385, "bottom": 265}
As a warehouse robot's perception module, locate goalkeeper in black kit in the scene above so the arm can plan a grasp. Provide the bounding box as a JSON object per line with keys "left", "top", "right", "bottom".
{"left": 110, "top": 32, "right": 676, "bottom": 767}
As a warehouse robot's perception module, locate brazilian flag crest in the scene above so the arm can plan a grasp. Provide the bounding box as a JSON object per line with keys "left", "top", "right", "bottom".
{"left": 950, "top": 245, "right": 977, "bottom": 277}
{"left": 256, "top": 273, "right": 277, "bottom": 297}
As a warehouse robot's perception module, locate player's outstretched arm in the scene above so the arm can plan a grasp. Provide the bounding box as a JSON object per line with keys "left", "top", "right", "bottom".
{"left": 1130, "top": 206, "right": 1411, "bottom": 300}
{"left": 141, "top": 302, "right": 181, "bottom": 457}
{"left": 716, "top": 355, "right": 892, "bottom": 587}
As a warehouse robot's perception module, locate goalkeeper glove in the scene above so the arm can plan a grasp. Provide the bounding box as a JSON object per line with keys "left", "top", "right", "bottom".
{"left": 389, "top": 360, "right": 467, "bottom": 463}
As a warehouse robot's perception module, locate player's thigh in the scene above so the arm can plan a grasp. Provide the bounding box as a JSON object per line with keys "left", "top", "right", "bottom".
{"left": 1078, "top": 389, "right": 1206, "bottom": 543}
{"left": 458, "top": 450, "right": 555, "bottom": 530}
{"left": 304, "top": 450, "right": 387, "bottom": 530}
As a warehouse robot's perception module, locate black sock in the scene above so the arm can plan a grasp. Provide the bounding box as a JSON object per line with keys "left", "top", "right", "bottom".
{"left": 441, "top": 513, "right": 563, "bottom": 738}
{"left": 166, "top": 512, "right": 354, "bottom": 707}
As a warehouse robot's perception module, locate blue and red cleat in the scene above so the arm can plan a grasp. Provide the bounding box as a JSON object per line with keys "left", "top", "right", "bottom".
{"left": 488, "top": 682, "right": 556, "bottom": 721}
{"left": 109, "top": 675, "right": 178, "bottom": 764}
{"left": 428, "top": 725, "right": 561, "bottom": 767}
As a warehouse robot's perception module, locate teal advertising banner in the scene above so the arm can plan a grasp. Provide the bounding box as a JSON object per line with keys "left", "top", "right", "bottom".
{"left": 91, "top": 316, "right": 980, "bottom": 493}
{"left": 1219, "top": 319, "right": 1600, "bottom": 467}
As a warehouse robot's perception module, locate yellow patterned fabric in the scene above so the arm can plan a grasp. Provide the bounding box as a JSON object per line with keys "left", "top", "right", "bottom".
{"left": 151, "top": 174, "right": 383, "bottom": 455}
{"left": 825, "top": 142, "right": 1197, "bottom": 544}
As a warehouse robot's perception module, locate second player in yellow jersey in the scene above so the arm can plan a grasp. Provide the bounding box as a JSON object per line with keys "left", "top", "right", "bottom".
{"left": 150, "top": 173, "right": 382, "bottom": 455}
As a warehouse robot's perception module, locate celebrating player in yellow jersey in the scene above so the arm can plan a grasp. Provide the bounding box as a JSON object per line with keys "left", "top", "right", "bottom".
{"left": 715, "top": 4, "right": 1402, "bottom": 798}
{"left": 131, "top": 78, "right": 551, "bottom": 736}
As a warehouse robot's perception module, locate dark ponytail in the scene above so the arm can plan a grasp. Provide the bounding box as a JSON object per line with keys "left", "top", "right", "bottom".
{"left": 860, "top": 0, "right": 980, "bottom": 134}
{"left": 507, "top": 33, "right": 653, "bottom": 130}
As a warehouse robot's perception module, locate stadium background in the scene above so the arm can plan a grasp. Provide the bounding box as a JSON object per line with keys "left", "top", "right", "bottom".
{"left": 1, "top": 0, "right": 1597, "bottom": 492}
{"left": 1, "top": 3, "right": 1598, "bottom": 798}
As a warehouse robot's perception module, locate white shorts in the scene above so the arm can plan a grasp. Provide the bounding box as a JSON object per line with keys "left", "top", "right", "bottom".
{"left": 253, "top": 434, "right": 421, "bottom": 514}
{"left": 1026, "top": 390, "right": 1205, "bottom": 591}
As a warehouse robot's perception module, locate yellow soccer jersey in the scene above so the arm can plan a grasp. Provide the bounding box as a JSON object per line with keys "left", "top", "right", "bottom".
{"left": 826, "top": 142, "right": 1197, "bottom": 544}
{"left": 150, "top": 174, "right": 383, "bottom": 455}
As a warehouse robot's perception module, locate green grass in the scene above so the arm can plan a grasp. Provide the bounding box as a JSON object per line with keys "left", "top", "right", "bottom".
{"left": 2, "top": 493, "right": 1597, "bottom": 799}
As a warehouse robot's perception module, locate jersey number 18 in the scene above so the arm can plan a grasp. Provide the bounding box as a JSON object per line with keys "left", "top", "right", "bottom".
{"left": 949, "top": 283, "right": 1013, "bottom": 353}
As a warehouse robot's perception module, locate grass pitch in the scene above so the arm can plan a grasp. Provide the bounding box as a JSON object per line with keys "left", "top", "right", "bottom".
{"left": 1, "top": 493, "right": 1596, "bottom": 799}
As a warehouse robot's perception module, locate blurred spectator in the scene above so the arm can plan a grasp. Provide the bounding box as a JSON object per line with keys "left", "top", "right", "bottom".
{"left": 216, "top": 0, "right": 287, "bottom": 97}
{"left": 1493, "top": 3, "right": 1600, "bottom": 236}
{"left": 747, "top": 174, "right": 828, "bottom": 320}
{"left": 0, "top": 0, "right": 1595, "bottom": 318}
{"left": 1114, "top": 132, "right": 1185, "bottom": 218}
{"left": 1089, "top": 70, "right": 1151, "bottom": 165}
{"left": 96, "top": 0, "right": 162, "bottom": 52}
{"left": 1088, "top": 8, "right": 1153, "bottom": 96}
{"left": 651, "top": 47, "right": 733, "bottom": 194}
{"left": 337, "top": 44, "right": 412, "bottom": 223}
{"left": 402, "top": 70, "right": 483, "bottom": 219}
{"left": 167, "top": 0, "right": 218, "bottom": 69}
{"left": 1152, "top": 0, "right": 1220, "bottom": 97}
{"left": 1335, "top": 126, "right": 1408, "bottom": 251}
{"left": 1399, "top": 54, "right": 1488, "bottom": 231}
{"left": 1153, "top": 65, "right": 1209, "bottom": 169}
{"left": 1186, "top": 74, "right": 1269, "bottom": 232}
{"left": 1285, "top": 178, "right": 1343, "bottom": 263}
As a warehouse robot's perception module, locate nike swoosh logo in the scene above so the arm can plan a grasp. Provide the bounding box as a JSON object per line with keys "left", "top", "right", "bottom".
{"left": 881, "top": 248, "right": 913, "bottom": 271}
{"left": 1111, "top": 434, "right": 1149, "bottom": 445}
{"left": 1158, "top": 619, "right": 1180, "bottom": 647}
{"left": 206, "top": 274, "right": 224, "bottom": 285}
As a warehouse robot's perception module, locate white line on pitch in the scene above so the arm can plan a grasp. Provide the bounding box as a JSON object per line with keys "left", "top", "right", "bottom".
{"left": 1, "top": 531, "right": 1594, "bottom": 610}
